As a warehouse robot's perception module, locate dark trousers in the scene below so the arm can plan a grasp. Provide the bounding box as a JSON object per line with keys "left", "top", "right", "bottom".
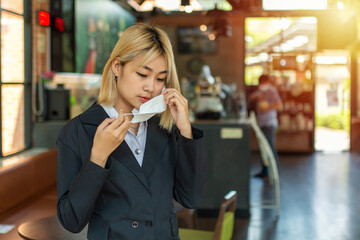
{"left": 260, "top": 126, "right": 279, "bottom": 175}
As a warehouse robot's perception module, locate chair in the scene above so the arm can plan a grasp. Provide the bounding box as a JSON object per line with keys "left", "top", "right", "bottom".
{"left": 248, "top": 111, "right": 280, "bottom": 217}
{"left": 179, "top": 191, "right": 237, "bottom": 240}
{"left": 174, "top": 200, "right": 198, "bottom": 229}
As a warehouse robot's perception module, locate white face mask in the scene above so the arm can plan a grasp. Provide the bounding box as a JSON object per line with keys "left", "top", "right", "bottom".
{"left": 259, "top": 84, "right": 270, "bottom": 91}
{"left": 127, "top": 93, "right": 167, "bottom": 123}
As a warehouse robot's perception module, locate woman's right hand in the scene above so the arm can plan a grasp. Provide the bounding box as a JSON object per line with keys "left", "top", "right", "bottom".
{"left": 90, "top": 112, "right": 130, "bottom": 168}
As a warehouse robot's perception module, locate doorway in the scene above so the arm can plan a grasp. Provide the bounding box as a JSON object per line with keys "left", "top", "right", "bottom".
{"left": 244, "top": 16, "right": 317, "bottom": 152}
{"left": 314, "top": 51, "right": 350, "bottom": 151}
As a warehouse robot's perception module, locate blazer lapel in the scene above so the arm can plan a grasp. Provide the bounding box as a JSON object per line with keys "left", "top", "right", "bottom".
{"left": 79, "top": 103, "right": 109, "bottom": 126}
{"left": 80, "top": 103, "right": 151, "bottom": 192}
{"left": 111, "top": 143, "right": 151, "bottom": 193}
{"left": 142, "top": 117, "right": 170, "bottom": 180}
{"left": 78, "top": 103, "right": 108, "bottom": 161}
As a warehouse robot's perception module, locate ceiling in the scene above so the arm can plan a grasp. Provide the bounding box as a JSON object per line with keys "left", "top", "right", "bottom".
{"left": 125, "top": 0, "right": 237, "bottom": 12}
{"left": 246, "top": 17, "right": 317, "bottom": 54}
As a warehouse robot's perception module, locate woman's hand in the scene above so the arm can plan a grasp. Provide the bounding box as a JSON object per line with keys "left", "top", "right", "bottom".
{"left": 162, "top": 88, "right": 193, "bottom": 139}
{"left": 90, "top": 111, "right": 130, "bottom": 168}
{"left": 250, "top": 92, "right": 263, "bottom": 102}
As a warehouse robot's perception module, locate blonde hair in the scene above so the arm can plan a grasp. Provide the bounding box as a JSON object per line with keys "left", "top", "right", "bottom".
{"left": 98, "top": 23, "right": 180, "bottom": 132}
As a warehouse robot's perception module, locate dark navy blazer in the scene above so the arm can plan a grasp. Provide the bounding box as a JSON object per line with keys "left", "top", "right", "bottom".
{"left": 56, "top": 103, "right": 207, "bottom": 240}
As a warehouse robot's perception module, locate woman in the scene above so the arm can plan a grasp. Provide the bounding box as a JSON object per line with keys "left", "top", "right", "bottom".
{"left": 56, "top": 24, "right": 207, "bottom": 240}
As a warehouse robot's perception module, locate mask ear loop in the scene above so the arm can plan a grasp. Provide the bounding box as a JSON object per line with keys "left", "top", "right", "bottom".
{"left": 161, "top": 85, "right": 165, "bottom": 93}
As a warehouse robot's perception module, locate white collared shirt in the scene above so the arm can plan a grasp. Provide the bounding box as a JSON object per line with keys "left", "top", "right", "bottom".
{"left": 101, "top": 104, "right": 147, "bottom": 167}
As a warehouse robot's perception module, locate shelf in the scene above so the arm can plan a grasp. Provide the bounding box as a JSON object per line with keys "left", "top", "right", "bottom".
{"left": 245, "top": 57, "right": 315, "bottom": 152}
{"left": 277, "top": 130, "right": 313, "bottom": 134}
{"left": 279, "top": 111, "right": 313, "bottom": 115}
{"left": 250, "top": 130, "right": 313, "bottom": 153}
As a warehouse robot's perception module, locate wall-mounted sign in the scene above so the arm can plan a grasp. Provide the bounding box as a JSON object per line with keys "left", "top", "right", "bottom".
{"left": 54, "top": 17, "right": 64, "bottom": 32}
{"left": 221, "top": 128, "right": 243, "bottom": 139}
{"left": 38, "top": 10, "right": 50, "bottom": 27}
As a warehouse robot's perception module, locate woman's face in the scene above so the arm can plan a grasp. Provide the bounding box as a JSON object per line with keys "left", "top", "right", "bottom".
{"left": 114, "top": 55, "right": 167, "bottom": 113}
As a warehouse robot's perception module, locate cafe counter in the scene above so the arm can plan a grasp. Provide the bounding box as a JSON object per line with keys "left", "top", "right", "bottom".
{"left": 193, "top": 120, "right": 251, "bottom": 218}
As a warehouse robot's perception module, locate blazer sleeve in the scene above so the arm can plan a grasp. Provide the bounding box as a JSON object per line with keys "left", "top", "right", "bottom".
{"left": 56, "top": 119, "right": 111, "bottom": 233}
{"left": 173, "top": 126, "right": 208, "bottom": 209}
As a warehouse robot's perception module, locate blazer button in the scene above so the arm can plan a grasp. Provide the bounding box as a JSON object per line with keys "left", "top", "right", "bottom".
{"left": 131, "top": 221, "right": 139, "bottom": 228}
{"left": 146, "top": 220, "right": 153, "bottom": 227}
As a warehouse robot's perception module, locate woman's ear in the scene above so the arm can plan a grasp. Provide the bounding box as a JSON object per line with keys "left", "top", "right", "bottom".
{"left": 111, "top": 58, "right": 122, "bottom": 77}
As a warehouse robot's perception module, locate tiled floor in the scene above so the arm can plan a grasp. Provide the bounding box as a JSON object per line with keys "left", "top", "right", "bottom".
{"left": 315, "top": 127, "right": 349, "bottom": 152}
{"left": 1, "top": 151, "right": 360, "bottom": 240}
{"left": 232, "top": 151, "right": 360, "bottom": 240}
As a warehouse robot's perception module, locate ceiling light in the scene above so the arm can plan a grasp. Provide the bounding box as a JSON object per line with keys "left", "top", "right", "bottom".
{"left": 314, "top": 56, "right": 348, "bottom": 65}
{"left": 200, "top": 25, "right": 207, "bottom": 31}
{"left": 337, "top": 1, "right": 345, "bottom": 9}
{"left": 191, "top": 0, "right": 203, "bottom": 11}
{"left": 184, "top": 5, "right": 193, "bottom": 13}
{"left": 127, "top": 0, "right": 220, "bottom": 12}
{"left": 245, "top": 56, "right": 262, "bottom": 65}
{"left": 245, "top": 35, "right": 253, "bottom": 43}
{"left": 155, "top": 0, "right": 179, "bottom": 11}
{"left": 296, "top": 55, "right": 306, "bottom": 63}
{"left": 208, "top": 33, "right": 216, "bottom": 41}
{"left": 259, "top": 52, "right": 269, "bottom": 61}
{"left": 273, "top": 46, "right": 281, "bottom": 52}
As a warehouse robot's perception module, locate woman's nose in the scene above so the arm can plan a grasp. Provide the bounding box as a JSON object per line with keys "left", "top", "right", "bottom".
{"left": 144, "top": 78, "right": 155, "bottom": 92}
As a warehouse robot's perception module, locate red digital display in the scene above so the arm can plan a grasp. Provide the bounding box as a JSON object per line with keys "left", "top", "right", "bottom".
{"left": 38, "top": 11, "right": 50, "bottom": 26}
{"left": 55, "top": 17, "right": 65, "bottom": 32}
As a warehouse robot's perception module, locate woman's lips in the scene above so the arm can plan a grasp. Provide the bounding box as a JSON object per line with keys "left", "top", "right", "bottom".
{"left": 139, "top": 96, "right": 151, "bottom": 103}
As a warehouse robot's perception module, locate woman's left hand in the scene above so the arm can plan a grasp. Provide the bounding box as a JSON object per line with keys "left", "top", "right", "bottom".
{"left": 162, "top": 88, "right": 193, "bottom": 139}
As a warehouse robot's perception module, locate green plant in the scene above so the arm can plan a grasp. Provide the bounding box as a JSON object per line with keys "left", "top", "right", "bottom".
{"left": 315, "top": 111, "right": 350, "bottom": 132}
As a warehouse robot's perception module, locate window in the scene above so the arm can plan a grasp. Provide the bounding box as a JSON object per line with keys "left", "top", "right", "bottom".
{"left": 263, "top": 0, "right": 327, "bottom": 10}
{"left": 0, "top": 0, "right": 30, "bottom": 157}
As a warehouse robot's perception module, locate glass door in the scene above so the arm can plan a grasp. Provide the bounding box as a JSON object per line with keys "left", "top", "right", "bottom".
{"left": 314, "top": 51, "right": 350, "bottom": 151}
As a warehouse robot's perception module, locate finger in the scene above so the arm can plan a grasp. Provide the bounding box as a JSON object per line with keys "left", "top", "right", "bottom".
{"left": 161, "top": 88, "right": 173, "bottom": 95}
{"left": 123, "top": 114, "right": 133, "bottom": 123}
{"left": 168, "top": 97, "right": 187, "bottom": 111}
{"left": 164, "top": 89, "right": 183, "bottom": 98}
{"left": 108, "top": 115, "right": 125, "bottom": 131}
{"left": 164, "top": 91, "right": 186, "bottom": 105}
{"left": 164, "top": 88, "right": 185, "bottom": 99}
{"left": 113, "top": 115, "right": 130, "bottom": 136}
{"left": 162, "top": 88, "right": 181, "bottom": 97}
{"left": 117, "top": 110, "right": 125, "bottom": 122}
{"left": 98, "top": 117, "right": 116, "bottom": 132}
{"left": 107, "top": 109, "right": 126, "bottom": 130}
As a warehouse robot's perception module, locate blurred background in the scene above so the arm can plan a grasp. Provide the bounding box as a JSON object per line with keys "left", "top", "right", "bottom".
{"left": 1, "top": 0, "right": 360, "bottom": 239}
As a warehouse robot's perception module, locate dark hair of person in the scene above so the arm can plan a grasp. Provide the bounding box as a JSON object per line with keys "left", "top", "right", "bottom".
{"left": 259, "top": 74, "right": 270, "bottom": 85}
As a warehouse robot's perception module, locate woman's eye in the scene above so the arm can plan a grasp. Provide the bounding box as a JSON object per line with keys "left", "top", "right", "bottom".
{"left": 137, "top": 72, "right": 147, "bottom": 78}
{"left": 157, "top": 78, "right": 165, "bottom": 82}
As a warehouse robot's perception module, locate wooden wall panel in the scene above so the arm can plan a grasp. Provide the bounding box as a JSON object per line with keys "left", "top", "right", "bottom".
{"left": 0, "top": 149, "right": 57, "bottom": 214}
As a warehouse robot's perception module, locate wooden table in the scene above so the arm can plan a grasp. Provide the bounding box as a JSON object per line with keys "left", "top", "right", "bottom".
{"left": 17, "top": 216, "right": 87, "bottom": 240}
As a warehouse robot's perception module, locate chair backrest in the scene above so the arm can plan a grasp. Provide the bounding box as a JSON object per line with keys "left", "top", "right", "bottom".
{"left": 213, "top": 191, "right": 237, "bottom": 240}
{"left": 248, "top": 111, "right": 280, "bottom": 186}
